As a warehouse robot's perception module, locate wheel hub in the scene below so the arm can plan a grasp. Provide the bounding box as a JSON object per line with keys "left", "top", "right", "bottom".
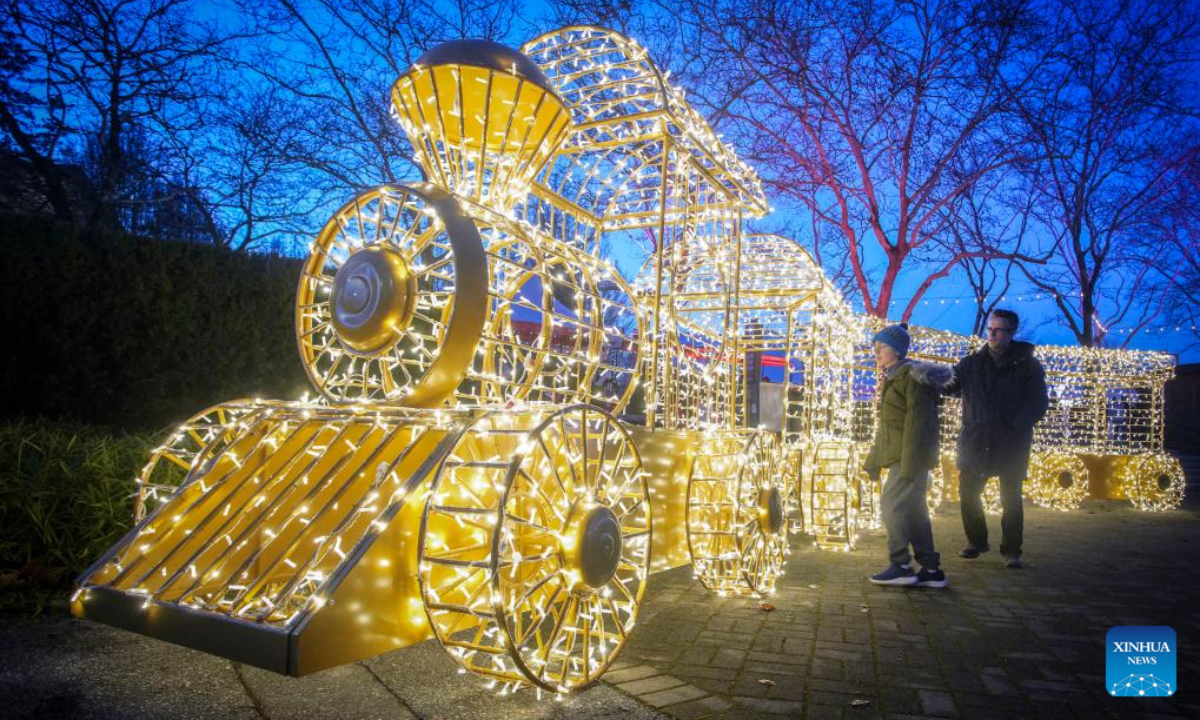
{"left": 758, "top": 487, "right": 784, "bottom": 535}
{"left": 1057, "top": 471, "right": 1074, "bottom": 489}
{"left": 564, "top": 505, "right": 622, "bottom": 590}
{"left": 330, "top": 245, "right": 417, "bottom": 354}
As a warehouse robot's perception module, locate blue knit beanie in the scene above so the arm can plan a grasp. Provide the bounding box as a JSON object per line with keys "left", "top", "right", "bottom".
{"left": 872, "top": 322, "right": 910, "bottom": 358}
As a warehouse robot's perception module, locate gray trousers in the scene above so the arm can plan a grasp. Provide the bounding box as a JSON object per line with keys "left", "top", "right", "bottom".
{"left": 881, "top": 465, "right": 940, "bottom": 570}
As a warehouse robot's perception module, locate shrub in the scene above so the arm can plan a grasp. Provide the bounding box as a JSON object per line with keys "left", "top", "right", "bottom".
{"left": 0, "top": 418, "right": 154, "bottom": 611}
{"left": 0, "top": 212, "right": 309, "bottom": 432}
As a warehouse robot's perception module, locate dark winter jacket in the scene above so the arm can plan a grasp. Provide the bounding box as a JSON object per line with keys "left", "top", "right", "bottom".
{"left": 864, "top": 360, "right": 952, "bottom": 481}
{"left": 943, "top": 341, "right": 1049, "bottom": 478}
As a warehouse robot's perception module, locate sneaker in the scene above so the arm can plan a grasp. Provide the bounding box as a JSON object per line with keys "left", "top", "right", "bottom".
{"left": 959, "top": 544, "right": 989, "bottom": 559}
{"left": 915, "top": 567, "right": 948, "bottom": 588}
{"left": 869, "top": 564, "right": 918, "bottom": 586}
{"left": 1004, "top": 556, "right": 1024, "bottom": 569}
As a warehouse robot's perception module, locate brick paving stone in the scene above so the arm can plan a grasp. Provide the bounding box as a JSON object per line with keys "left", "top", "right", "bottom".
{"left": 979, "top": 672, "right": 1021, "bottom": 697}
{"left": 673, "top": 675, "right": 735, "bottom": 697}
{"left": 874, "top": 686, "right": 924, "bottom": 715}
{"left": 670, "top": 664, "right": 739, "bottom": 681}
{"left": 743, "top": 659, "right": 808, "bottom": 677}
{"left": 807, "top": 704, "right": 847, "bottom": 720}
{"left": 708, "top": 648, "right": 746, "bottom": 669}
{"left": 783, "top": 636, "right": 814, "bottom": 655}
{"left": 659, "top": 695, "right": 732, "bottom": 720}
{"left": 730, "top": 673, "right": 783, "bottom": 698}
{"left": 580, "top": 501, "right": 1198, "bottom": 720}
{"left": 618, "top": 674, "right": 688, "bottom": 696}
{"left": 942, "top": 671, "right": 986, "bottom": 694}
{"left": 746, "top": 650, "right": 810, "bottom": 667}
{"left": 604, "top": 665, "right": 661, "bottom": 684}
{"left": 751, "top": 636, "right": 786, "bottom": 653}
{"left": 808, "top": 678, "right": 872, "bottom": 695}
{"left": 810, "top": 690, "right": 871, "bottom": 708}
{"left": 952, "top": 692, "right": 1032, "bottom": 713}
{"left": 811, "top": 657, "right": 846, "bottom": 680}
{"left": 1017, "top": 678, "right": 1086, "bottom": 694}
{"left": 638, "top": 684, "right": 710, "bottom": 708}
{"left": 731, "top": 696, "right": 805, "bottom": 715}
{"left": 917, "top": 689, "right": 958, "bottom": 717}
{"left": 764, "top": 680, "right": 808, "bottom": 702}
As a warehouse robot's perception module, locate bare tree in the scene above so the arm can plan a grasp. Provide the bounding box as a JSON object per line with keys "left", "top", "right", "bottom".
{"left": 0, "top": 23, "right": 76, "bottom": 220}
{"left": 940, "top": 158, "right": 1050, "bottom": 335}
{"left": 634, "top": 0, "right": 1052, "bottom": 319}
{"left": 2, "top": 0, "right": 239, "bottom": 230}
{"left": 231, "top": 0, "right": 521, "bottom": 212}
{"left": 1141, "top": 141, "right": 1200, "bottom": 353}
{"left": 150, "top": 84, "right": 324, "bottom": 252}
{"left": 1012, "top": 0, "right": 1199, "bottom": 347}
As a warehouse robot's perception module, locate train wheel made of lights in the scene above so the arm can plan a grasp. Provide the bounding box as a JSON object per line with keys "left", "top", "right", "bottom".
{"left": 853, "top": 457, "right": 880, "bottom": 533}
{"left": 1028, "top": 452, "right": 1089, "bottom": 511}
{"left": 1121, "top": 452, "right": 1185, "bottom": 511}
{"left": 133, "top": 399, "right": 267, "bottom": 522}
{"left": 417, "top": 404, "right": 650, "bottom": 693}
{"left": 927, "top": 460, "right": 945, "bottom": 516}
{"left": 806, "top": 439, "right": 860, "bottom": 551}
{"left": 296, "top": 183, "right": 487, "bottom": 406}
{"left": 982, "top": 477, "right": 1003, "bottom": 515}
{"left": 783, "top": 445, "right": 805, "bottom": 535}
{"left": 687, "top": 431, "right": 790, "bottom": 595}
{"left": 468, "top": 235, "right": 551, "bottom": 404}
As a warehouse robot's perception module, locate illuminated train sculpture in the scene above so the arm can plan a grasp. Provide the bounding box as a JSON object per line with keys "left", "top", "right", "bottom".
{"left": 74, "top": 28, "right": 792, "bottom": 693}
{"left": 72, "top": 26, "right": 1183, "bottom": 693}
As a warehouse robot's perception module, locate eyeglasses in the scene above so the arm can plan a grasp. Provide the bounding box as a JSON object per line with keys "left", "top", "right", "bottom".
{"left": 986, "top": 326, "right": 1014, "bottom": 335}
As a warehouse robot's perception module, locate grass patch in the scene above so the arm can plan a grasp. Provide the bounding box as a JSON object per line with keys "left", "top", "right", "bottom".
{"left": 0, "top": 419, "right": 155, "bottom": 613}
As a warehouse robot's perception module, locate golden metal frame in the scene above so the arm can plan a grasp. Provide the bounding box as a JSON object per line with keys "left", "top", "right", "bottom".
{"left": 1027, "top": 451, "right": 1090, "bottom": 511}
{"left": 133, "top": 399, "right": 261, "bottom": 521}
{"left": 297, "top": 184, "right": 489, "bottom": 406}
{"left": 686, "top": 430, "right": 790, "bottom": 596}
{"left": 1115, "top": 453, "right": 1186, "bottom": 511}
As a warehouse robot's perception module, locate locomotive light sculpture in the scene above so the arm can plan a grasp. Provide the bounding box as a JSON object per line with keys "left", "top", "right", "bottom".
{"left": 73, "top": 28, "right": 798, "bottom": 693}
{"left": 73, "top": 25, "right": 1183, "bottom": 695}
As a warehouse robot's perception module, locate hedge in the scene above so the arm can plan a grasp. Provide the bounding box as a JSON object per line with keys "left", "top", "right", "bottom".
{"left": 0, "top": 212, "right": 309, "bottom": 432}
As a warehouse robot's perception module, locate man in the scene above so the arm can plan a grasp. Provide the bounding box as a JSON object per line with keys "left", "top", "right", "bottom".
{"left": 864, "top": 323, "right": 951, "bottom": 588}
{"left": 943, "top": 309, "right": 1049, "bottom": 569}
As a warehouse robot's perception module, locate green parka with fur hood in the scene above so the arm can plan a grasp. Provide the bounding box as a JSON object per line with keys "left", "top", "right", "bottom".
{"left": 864, "top": 360, "right": 953, "bottom": 481}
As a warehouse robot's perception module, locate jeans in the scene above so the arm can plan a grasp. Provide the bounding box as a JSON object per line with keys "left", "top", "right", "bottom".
{"left": 958, "top": 470, "right": 1023, "bottom": 558}
{"left": 880, "top": 465, "right": 940, "bottom": 570}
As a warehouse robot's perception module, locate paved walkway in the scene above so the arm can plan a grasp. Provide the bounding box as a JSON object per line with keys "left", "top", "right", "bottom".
{"left": 3, "top": 500, "right": 1198, "bottom": 719}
